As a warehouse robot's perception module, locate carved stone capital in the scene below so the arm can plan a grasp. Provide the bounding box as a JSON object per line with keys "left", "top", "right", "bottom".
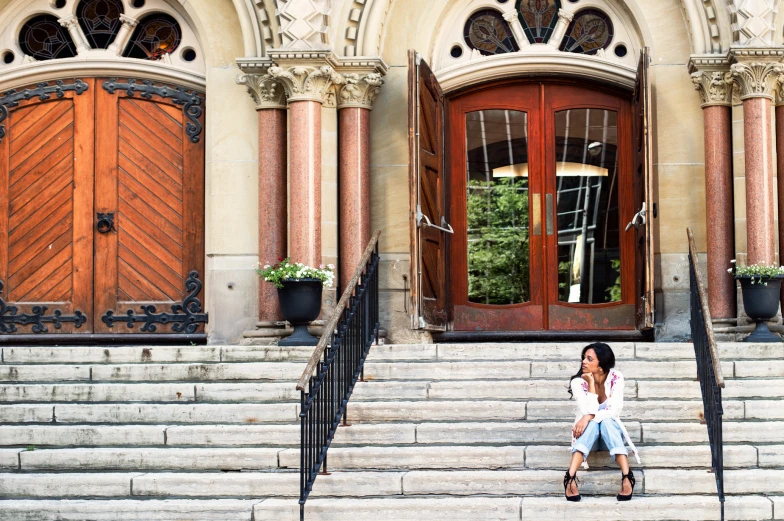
{"left": 691, "top": 70, "right": 733, "bottom": 107}
{"left": 336, "top": 73, "right": 384, "bottom": 110}
{"left": 267, "top": 64, "right": 344, "bottom": 104}
{"left": 237, "top": 73, "right": 287, "bottom": 110}
{"left": 57, "top": 15, "right": 79, "bottom": 30}
{"left": 557, "top": 8, "right": 575, "bottom": 22}
{"left": 729, "top": 61, "right": 784, "bottom": 101}
{"left": 119, "top": 14, "right": 139, "bottom": 28}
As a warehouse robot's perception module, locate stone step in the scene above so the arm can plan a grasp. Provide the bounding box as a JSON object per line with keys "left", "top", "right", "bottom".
{"left": 523, "top": 399, "right": 744, "bottom": 421}
{"left": 637, "top": 379, "right": 784, "bottom": 399}
{"left": 89, "top": 363, "right": 304, "bottom": 382}
{"left": 18, "top": 448, "right": 282, "bottom": 471}
{"left": 523, "top": 444, "right": 758, "bottom": 469}
{"left": 254, "top": 496, "right": 772, "bottom": 521}
{"left": 0, "top": 425, "right": 166, "bottom": 446}
{"left": 0, "top": 499, "right": 258, "bottom": 521}
{"left": 642, "top": 421, "right": 784, "bottom": 443}
{"left": 644, "top": 469, "right": 784, "bottom": 494}
{"left": 2, "top": 347, "right": 221, "bottom": 364}
{"left": 49, "top": 403, "right": 299, "bottom": 424}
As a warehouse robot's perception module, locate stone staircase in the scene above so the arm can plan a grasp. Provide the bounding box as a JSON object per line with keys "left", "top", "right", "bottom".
{"left": 0, "top": 342, "right": 782, "bottom": 520}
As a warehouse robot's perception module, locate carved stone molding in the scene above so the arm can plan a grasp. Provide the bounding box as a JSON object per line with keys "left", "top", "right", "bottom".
{"left": 691, "top": 70, "right": 733, "bottom": 107}
{"left": 729, "top": 61, "right": 784, "bottom": 100}
{"left": 276, "top": 0, "right": 331, "bottom": 50}
{"left": 336, "top": 73, "right": 384, "bottom": 110}
{"left": 267, "top": 64, "right": 344, "bottom": 104}
{"left": 237, "top": 70, "right": 287, "bottom": 110}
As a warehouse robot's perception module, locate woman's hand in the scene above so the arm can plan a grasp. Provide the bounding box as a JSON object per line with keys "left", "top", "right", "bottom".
{"left": 581, "top": 371, "right": 596, "bottom": 394}
{"left": 573, "top": 414, "right": 594, "bottom": 439}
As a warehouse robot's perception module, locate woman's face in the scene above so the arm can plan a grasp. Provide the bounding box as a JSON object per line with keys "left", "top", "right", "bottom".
{"left": 581, "top": 348, "right": 601, "bottom": 374}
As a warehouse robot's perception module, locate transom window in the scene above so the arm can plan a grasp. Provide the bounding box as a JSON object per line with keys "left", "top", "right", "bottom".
{"left": 0, "top": 0, "right": 203, "bottom": 72}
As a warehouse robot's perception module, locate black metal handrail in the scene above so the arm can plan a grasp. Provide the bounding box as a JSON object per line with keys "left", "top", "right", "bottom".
{"left": 297, "top": 230, "right": 381, "bottom": 521}
{"left": 687, "top": 227, "right": 725, "bottom": 520}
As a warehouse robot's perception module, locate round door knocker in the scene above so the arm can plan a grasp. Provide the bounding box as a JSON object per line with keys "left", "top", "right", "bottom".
{"left": 96, "top": 212, "right": 115, "bottom": 233}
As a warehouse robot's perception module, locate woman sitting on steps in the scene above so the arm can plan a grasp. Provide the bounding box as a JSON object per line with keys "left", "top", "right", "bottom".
{"left": 563, "top": 342, "right": 641, "bottom": 502}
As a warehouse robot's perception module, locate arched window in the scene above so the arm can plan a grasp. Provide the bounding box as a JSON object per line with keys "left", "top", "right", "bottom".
{"left": 560, "top": 9, "right": 614, "bottom": 55}
{"left": 123, "top": 13, "right": 182, "bottom": 61}
{"left": 463, "top": 10, "right": 519, "bottom": 56}
{"left": 516, "top": 0, "right": 561, "bottom": 44}
{"left": 19, "top": 15, "right": 77, "bottom": 60}
{"left": 77, "top": 0, "right": 125, "bottom": 50}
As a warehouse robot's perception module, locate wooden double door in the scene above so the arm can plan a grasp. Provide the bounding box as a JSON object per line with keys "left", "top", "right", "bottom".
{"left": 409, "top": 50, "right": 653, "bottom": 333}
{"left": 0, "top": 77, "right": 206, "bottom": 337}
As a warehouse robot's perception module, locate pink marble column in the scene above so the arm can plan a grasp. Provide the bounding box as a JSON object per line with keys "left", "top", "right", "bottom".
{"left": 338, "top": 107, "right": 372, "bottom": 290}
{"left": 775, "top": 105, "right": 784, "bottom": 308}
{"left": 288, "top": 100, "right": 322, "bottom": 268}
{"left": 703, "top": 105, "right": 736, "bottom": 318}
{"left": 258, "top": 109, "right": 288, "bottom": 321}
{"left": 743, "top": 96, "right": 777, "bottom": 265}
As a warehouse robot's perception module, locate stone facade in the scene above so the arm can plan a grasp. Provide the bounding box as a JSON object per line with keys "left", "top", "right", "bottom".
{"left": 2, "top": 0, "right": 784, "bottom": 342}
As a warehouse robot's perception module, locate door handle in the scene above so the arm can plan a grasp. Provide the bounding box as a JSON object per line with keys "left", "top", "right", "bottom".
{"left": 96, "top": 212, "right": 115, "bottom": 234}
{"left": 416, "top": 206, "right": 454, "bottom": 234}
{"left": 545, "top": 194, "right": 554, "bottom": 236}
{"left": 625, "top": 202, "right": 647, "bottom": 232}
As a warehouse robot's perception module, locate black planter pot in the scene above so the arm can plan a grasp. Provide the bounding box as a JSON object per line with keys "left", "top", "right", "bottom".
{"left": 738, "top": 276, "right": 783, "bottom": 343}
{"left": 277, "top": 278, "right": 323, "bottom": 346}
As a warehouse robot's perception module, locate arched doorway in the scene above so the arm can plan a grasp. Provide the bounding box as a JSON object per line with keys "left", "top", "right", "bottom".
{"left": 409, "top": 51, "right": 652, "bottom": 335}
{"left": 0, "top": 0, "right": 207, "bottom": 340}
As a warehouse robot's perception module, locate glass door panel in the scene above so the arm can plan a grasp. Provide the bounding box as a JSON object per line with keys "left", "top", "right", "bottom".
{"left": 553, "top": 108, "right": 622, "bottom": 305}
{"left": 465, "top": 109, "right": 530, "bottom": 305}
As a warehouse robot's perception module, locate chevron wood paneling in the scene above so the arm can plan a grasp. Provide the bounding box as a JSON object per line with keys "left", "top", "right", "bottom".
{"left": 117, "top": 98, "right": 184, "bottom": 303}
{"left": 6, "top": 101, "right": 75, "bottom": 303}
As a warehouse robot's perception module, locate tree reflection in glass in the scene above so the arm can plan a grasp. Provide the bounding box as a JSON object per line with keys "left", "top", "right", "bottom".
{"left": 465, "top": 110, "right": 530, "bottom": 305}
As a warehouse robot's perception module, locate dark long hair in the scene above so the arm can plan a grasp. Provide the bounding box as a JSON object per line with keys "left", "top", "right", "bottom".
{"left": 567, "top": 342, "right": 616, "bottom": 398}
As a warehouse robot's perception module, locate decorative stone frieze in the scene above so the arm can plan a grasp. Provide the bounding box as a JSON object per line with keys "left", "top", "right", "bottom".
{"left": 691, "top": 70, "right": 733, "bottom": 107}
{"left": 729, "top": 0, "right": 777, "bottom": 47}
{"left": 276, "top": 0, "right": 331, "bottom": 50}
{"left": 729, "top": 61, "right": 784, "bottom": 100}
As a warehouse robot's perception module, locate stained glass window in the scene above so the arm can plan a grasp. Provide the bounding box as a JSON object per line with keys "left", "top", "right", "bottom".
{"left": 19, "top": 15, "right": 77, "bottom": 61}
{"left": 77, "top": 0, "right": 124, "bottom": 49}
{"left": 560, "top": 9, "right": 614, "bottom": 55}
{"left": 463, "top": 10, "right": 519, "bottom": 56}
{"left": 516, "top": 0, "right": 560, "bottom": 44}
{"left": 123, "top": 13, "right": 182, "bottom": 61}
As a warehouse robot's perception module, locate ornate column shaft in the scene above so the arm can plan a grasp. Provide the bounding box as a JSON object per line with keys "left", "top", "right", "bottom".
{"left": 268, "top": 53, "right": 344, "bottom": 268}
{"left": 107, "top": 15, "right": 139, "bottom": 55}
{"left": 690, "top": 62, "right": 736, "bottom": 319}
{"left": 58, "top": 15, "right": 90, "bottom": 55}
{"left": 547, "top": 9, "right": 574, "bottom": 48}
{"left": 502, "top": 9, "right": 529, "bottom": 49}
{"left": 238, "top": 66, "right": 289, "bottom": 322}
{"left": 729, "top": 57, "right": 783, "bottom": 266}
{"left": 335, "top": 69, "right": 384, "bottom": 290}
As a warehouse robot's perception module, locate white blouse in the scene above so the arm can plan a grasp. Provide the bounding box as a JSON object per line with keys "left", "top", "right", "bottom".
{"left": 569, "top": 368, "right": 641, "bottom": 467}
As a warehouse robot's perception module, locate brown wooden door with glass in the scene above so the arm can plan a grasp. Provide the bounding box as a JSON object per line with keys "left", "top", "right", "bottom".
{"left": 449, "top": 81, "right": 638, "bottom": 331}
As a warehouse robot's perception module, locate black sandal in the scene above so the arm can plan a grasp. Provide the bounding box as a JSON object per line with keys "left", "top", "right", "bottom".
{"left": 563, "top": 471, "right": 581, "bottom": 502}
{"left": 616, "top": 470, "right": 635, "bottom": 501}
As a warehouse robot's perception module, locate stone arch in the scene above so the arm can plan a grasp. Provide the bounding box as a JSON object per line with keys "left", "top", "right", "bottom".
{"left": 677, "top": 0, "right": 732, "bottom": 53}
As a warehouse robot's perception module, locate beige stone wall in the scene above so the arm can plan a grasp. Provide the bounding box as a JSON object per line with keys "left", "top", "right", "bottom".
{"left": 189, "top": 0, "right": 261, "bottom": 342}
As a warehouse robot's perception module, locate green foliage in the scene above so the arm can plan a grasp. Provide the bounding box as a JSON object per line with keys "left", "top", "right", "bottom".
{"left": 256, "top": 258, "right": 335, "bottom": 289}
{"left": 466, "top": 177, "right": 530, "bottom": 304}
{"left": 606, "top": 258, "right": 622, "bottom": 302}
{"left": 729, "top": 260, "right": 784, "bottom": 285}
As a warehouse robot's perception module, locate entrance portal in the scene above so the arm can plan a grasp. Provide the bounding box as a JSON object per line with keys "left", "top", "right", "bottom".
{"left": 0, "top": 78, "right": 206, "bottom": 337}
{"left": 449, "top": 82, "right": 638, "bottom": 331}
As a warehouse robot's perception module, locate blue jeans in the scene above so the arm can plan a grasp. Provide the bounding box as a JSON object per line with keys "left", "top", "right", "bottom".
{"left": 572, "top": 418, "right": 628, "bottom": 461}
